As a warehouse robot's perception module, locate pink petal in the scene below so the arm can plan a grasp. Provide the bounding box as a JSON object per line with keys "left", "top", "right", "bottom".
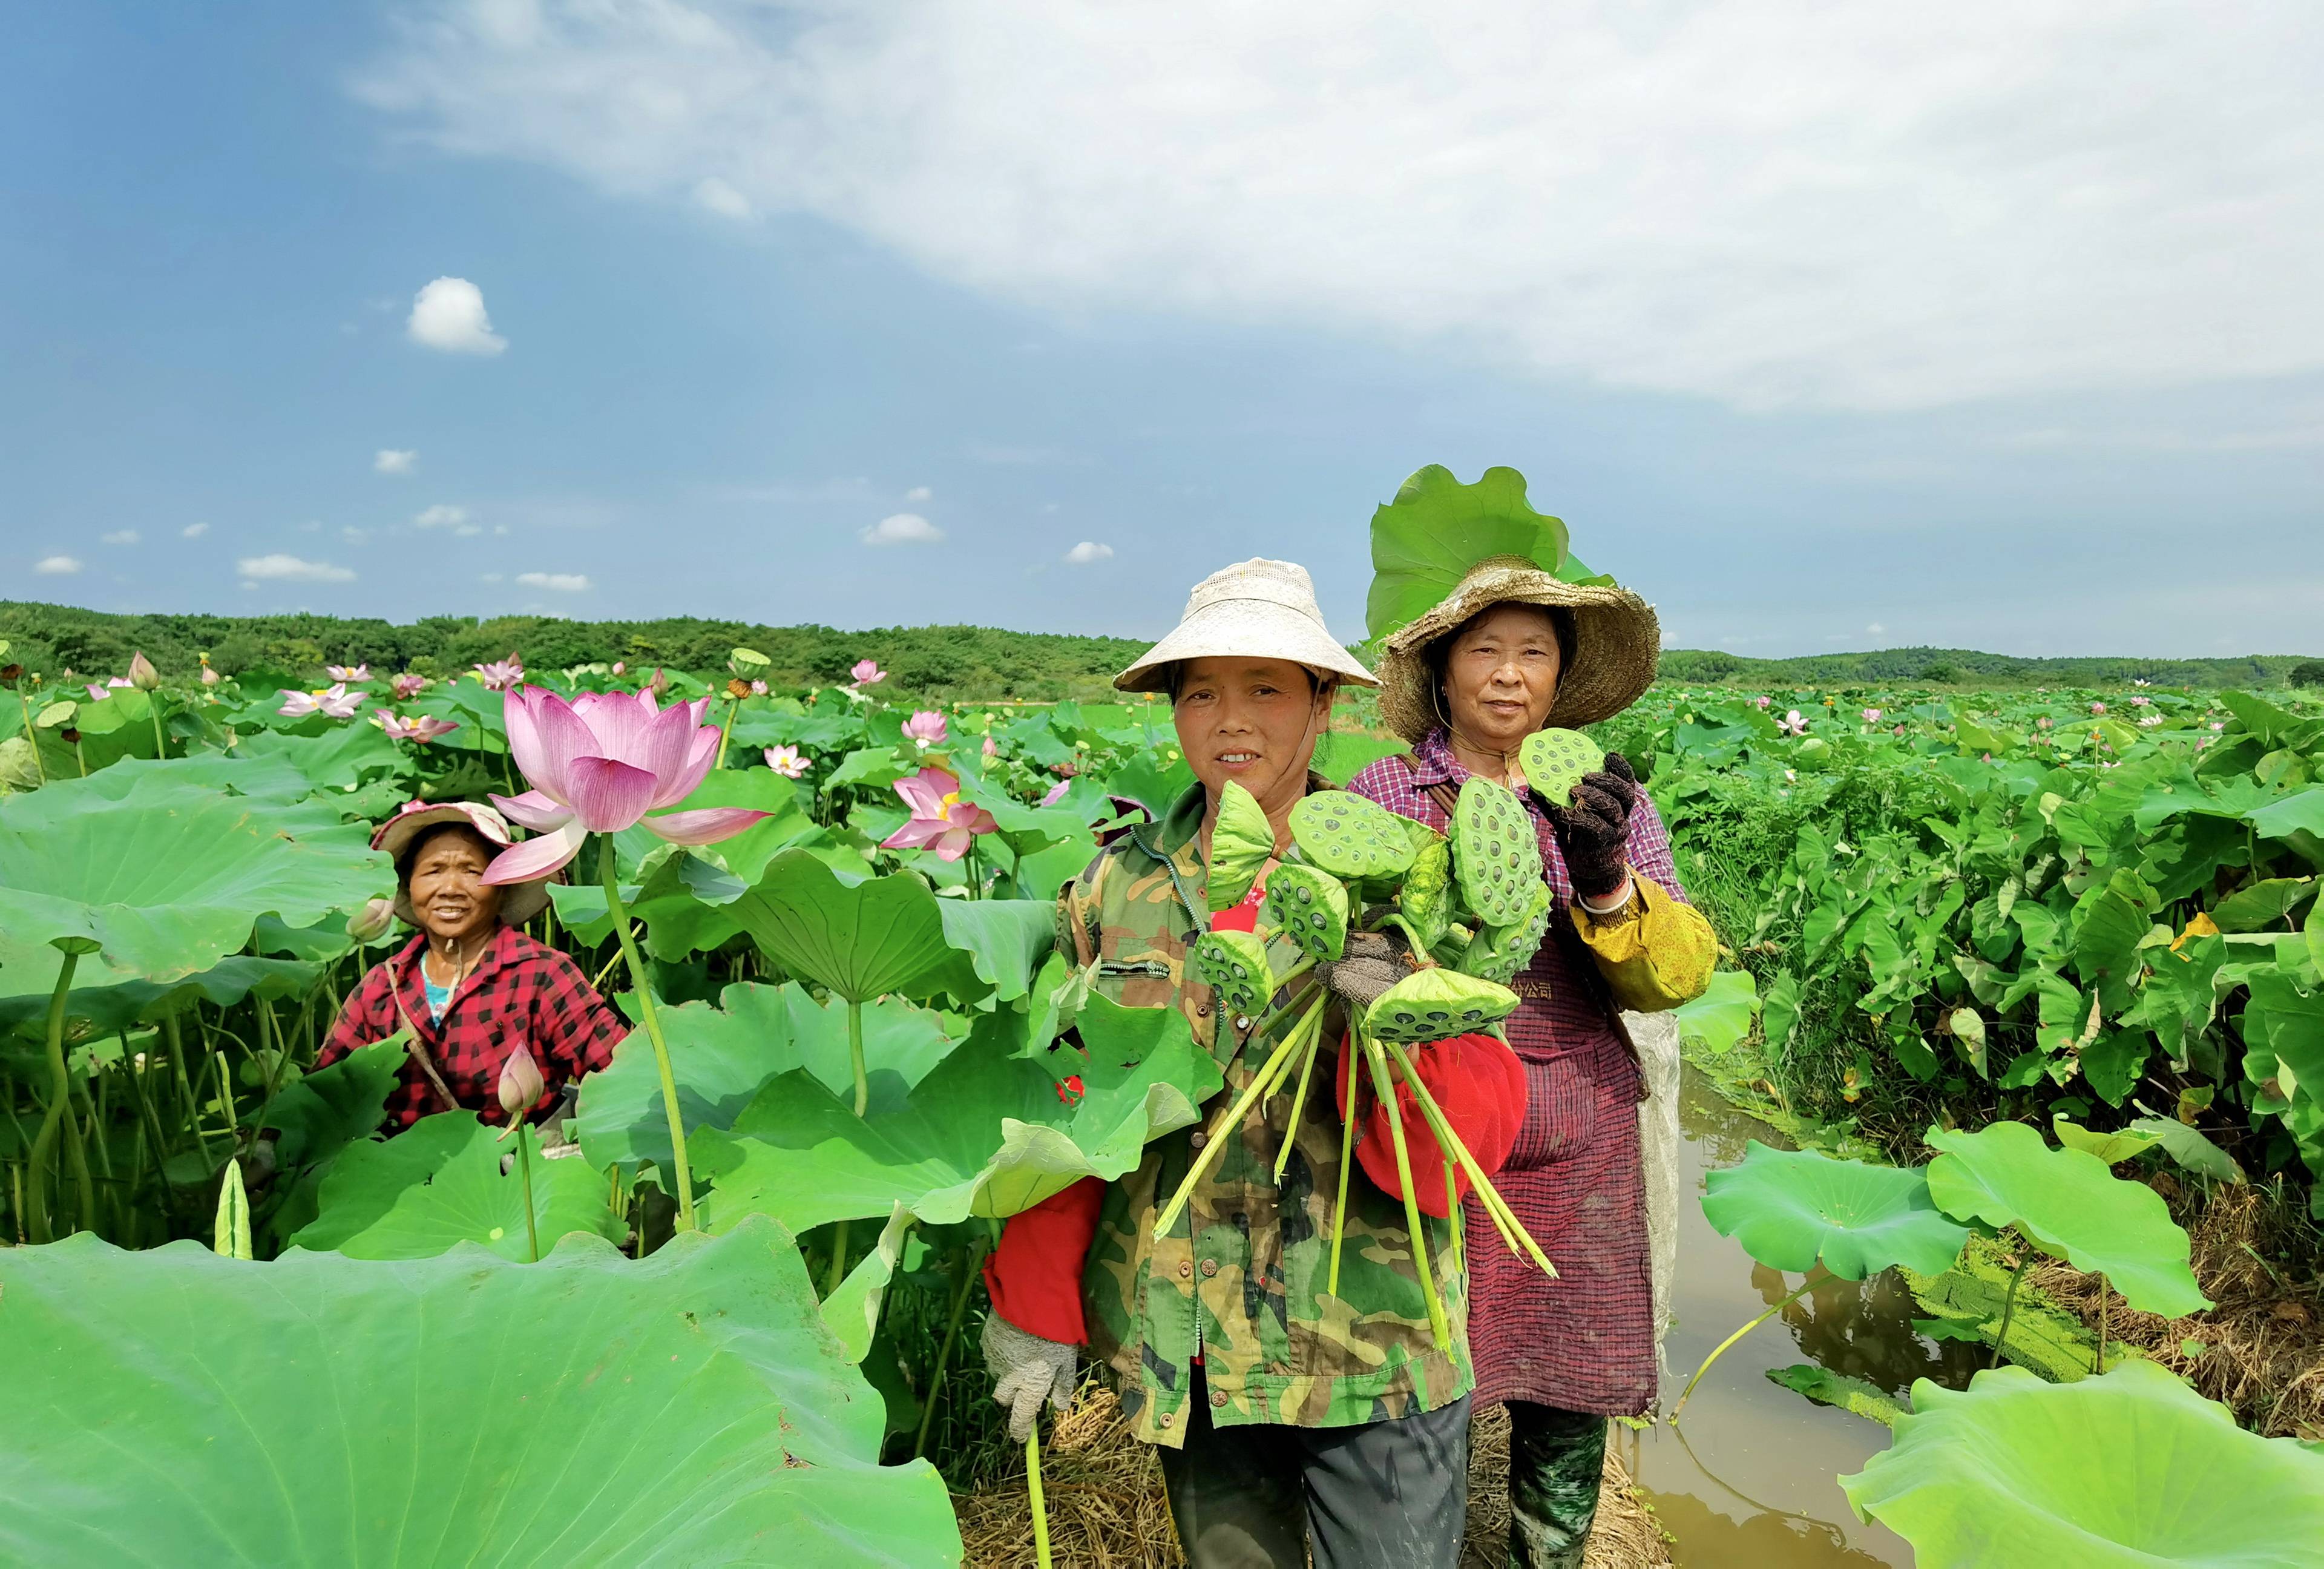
{"left": 894, "top": 772, "right": 944, "bottom": 817}
{"left": 636, "top": 699, "right": 701, "bottom": 806}
{"left": 565, "top": 755, "right": 659, "bottom": 833}
{"left": 881, "top": 818, "right": 947, "bottom": 852}
{"left": 490, "top": 790, "right": 575, "bottom": 832}
{"left": 574, "top": 686, "right": 654, "bottom": 769}
{"left": 953, "top": 802, "right": 999, "bottom": 835}
{"left": 481, "top": 821, "right": 586, "bottom": 884}
{"left": 931, "top": 825, "right": 974, "bottom": 862}
{"left": 642, "top": 807, "right": 771, "bottom": 846}
{"left": 524, "top": 689, "right": 601, "bottom": 808}
{"left": 504, "top": 687, "right": 552, "bottom": 792}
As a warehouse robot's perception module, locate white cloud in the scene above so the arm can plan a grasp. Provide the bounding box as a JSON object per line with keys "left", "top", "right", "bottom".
{"left": 1866, "top": 622, "right": 1887, "bottom": 635}
{"left": 375, "top": 448, "right": 418, "bottom": 475}
{"left": 343, "top": 526, "right": 370, "bottom": 542}
{"left": 861, "top": 511, "right": 945, "bottom": 546}
{"left": 406, "top": 276, "right": 506, "bottom": 355}
{"left": 903, "top": 484, "right": 933, "bottom": 502}
{"left": 356, "top": 3, "right": 2324, "bottom": 412}
{"left": 516, "top": 570, "right": 591, "bottom": 591}
{"left": 34, "top": 555, "right": 82, "bottom": 576}
{"left": 1063, "top": 541, "right": 1114, "bottom": 564}
{"left": 182, "top": 522, "right": 209, "bottom": 539}
{"left": 100, "top": 530, "right": 140, "bottom": 547}
{"left": 237, "top": 554, "right": 356, "bottom": 583}
{"left": 692, "top": 176, "right": 752, "bottom": 218}
{"left": 413, "top": 503, "right": 470, "bottom": 530}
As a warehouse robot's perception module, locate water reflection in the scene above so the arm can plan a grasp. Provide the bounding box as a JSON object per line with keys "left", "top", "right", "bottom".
{"left": 1626, "top": 1065, "right": 1945, "bottom": 1567}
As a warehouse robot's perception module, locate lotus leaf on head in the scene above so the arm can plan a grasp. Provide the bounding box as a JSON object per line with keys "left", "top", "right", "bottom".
{"left": 0, "top": 1218, "right": 961, "bottom": 1566}
{"left": 1702, "top": 1142, "right": 1970, "bottom": 1281}
{"left": 1838, "top": 1361, "right": 2324, "bottom": 1568}
{"left": 1925, "top": 1120, "right": 2211, "bottom": 1317}
{"left": 1364, "top": 464, "right": 1571, "bottom": 640}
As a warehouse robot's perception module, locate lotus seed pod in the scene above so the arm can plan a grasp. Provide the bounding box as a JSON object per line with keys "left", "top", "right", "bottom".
{"left": 1189, "top": 928, "right": 1275, "bottom": 1017}
{"left": 1518, "top": 727, "right": 1606, "bottom": 809}
{"left": 1399, "top": 835, "right": 1453, "bottom": 951}
{"left": 1462, "top": 879, "right": 1554, "bottom": 985}
{"left": 1207, "top": 780, "right": 1276, "bottom": 912}
{"left": 1260, "top": 862, "right": 1350, "bottom": 961}
{"left": 1364, "top": 967, "right": 1520, "bottom": 1045}
{"left": 1451, "top": 778, "right": 1541, "bottom": 927}
{"left": 1288, "top": 791, "right": 1416, "bottom": 880}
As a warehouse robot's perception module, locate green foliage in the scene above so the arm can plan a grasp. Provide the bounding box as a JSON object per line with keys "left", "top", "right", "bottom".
{"left": 1363, "top": 464, "right": 1569, "bottom": 641}
{"left": 292, "top": 1113, "right": 623, "bottom": 1260}
{"left": 1838, "top": 1361, "right": 2324, "bottom": 1567}
{"left": 1702, "top": 1141, "right": 1969, "bottom": 1280}
{"left": 1766, "top": 1364, "right": 1903, "bottom": 1427}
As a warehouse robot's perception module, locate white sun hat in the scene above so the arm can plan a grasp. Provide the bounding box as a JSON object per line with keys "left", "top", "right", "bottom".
{"left": 1114, "top": 558, "right": 1379, "bottom": 694}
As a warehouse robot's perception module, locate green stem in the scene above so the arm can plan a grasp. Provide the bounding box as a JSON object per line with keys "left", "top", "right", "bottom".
{"left": 1025, "top": 1429, "right": 1052, "bottom": 1569}
{"left": 25, "top": 950, "right": 82, "bottom": 1243}
{"left": 148, "top": 698, "right": 168, "bottom": 760}
{"left": 602, "top": 843, "right": 695, "bottom": 1231}
{"left": 2096, "top": 1272, "right": 2110, "bottom": 1374}
{"left": 847, "top": 999, "right": 869, "bottom": 1117}
{"left": 1675, "top": 1275, "right": 1820, "bottom": 1417}
{"left": 515, "top": 1125, "right": 540, "bottom": 1263}
{"left": 1151, "top": 993, "right": 1323, "bottom": 1240}
{"left": 15, "top": 692, "right": 45, "bottom": 782}
{"left": 1329, "top": 1028, "right": 1361, "bottom": 1297}
{"left": 1382, "top": 1039, "right": 1549, "bottom": 1274}
{"left": 1272, "top": 1030, "right": 1323, "bottom": 1181}
{"left": 1363, "top": 1035, "right": 1449, "bottom": 1352}
{"left": 714, "top": 696, "right": 740, "bottom": 771}
{"left": 1992, "top": 1238, "right": 2032, "bottom": 1370}
{"left": 165, "top": 1015, "right": 212, "bottom": 1163}
{"left": 914, "top": 1237, "right": 992, "bottom": 1460}
{"left": 826, "top": 1220, "right": 853, "bottom": 1298}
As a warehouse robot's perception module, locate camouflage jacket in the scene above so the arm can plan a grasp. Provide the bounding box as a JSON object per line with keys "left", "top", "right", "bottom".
{"left": 1060, "top": 782, "right": 1470, "bottom": 1449}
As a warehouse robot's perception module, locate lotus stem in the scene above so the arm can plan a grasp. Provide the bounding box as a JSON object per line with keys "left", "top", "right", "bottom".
{"left": 826, "top": 1220, "right": 852, "bottom": 1297}
{"left": 1329, "top": 1028, "right": 1361, "bottom": 1297}
{"left": 1675, "top": 1275, "right": 1819, "bottom": 1418}
{"left": 1025, "top": 1428, "right": 1052, "bottom": 1569}
{"left": 1272, "top": 1029, "right": 1324, "bottom": 1181}
{"left": 714, "top": 697, "right": 741, "bottom": 771}
{"left": 2096, "top": 1272, "right": 2110, "bottom": 1374}
{"left": 847, "top": 998, "right": 869, "bottom": 1117}
{"left": 914, "top": 1236, "right": 993, "bottom": 1460}
{"left": 148, "top": 697, "right": 168, "bottom": 760}
{"left": 15, "top": 691, "right": 44, "bottom": 782}
{"left": 602, "top": 840, "right": 695, "bottom": 1231}
{"left": 1151, "top": 993, "right": 1323, "bottom": 1241}
{"left": 165, "top": 1014, "right": 211, "bottom": 1163}
{"left": 1364, "top": 1035, "right": 1449, "bottom": 1353}
{"left": 25, "top": 950, "right": 82, "bottom": 1243}
{"left": 1382, "top": 1040, "right": 1551, "bottom": 1276}
{"left": 1443, "top": 1159, "right": 1463, "bottom": 1280}
{"left": 515, "top": 1124, "right": 540, "bottom": 1263}
{"left": 1992, "top": 1238, "right": 2032, "bottom": 1370}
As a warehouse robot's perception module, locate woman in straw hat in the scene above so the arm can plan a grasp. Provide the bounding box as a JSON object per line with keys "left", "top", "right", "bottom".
{"left": 981, "top": 559, "right": 1493, "bottom": 1569}
{"left": 317, "top": 799, "right": 626, "bottom": 1133}
{"left": 1348, "top": 557, "right": 1715, "bottom": 1568}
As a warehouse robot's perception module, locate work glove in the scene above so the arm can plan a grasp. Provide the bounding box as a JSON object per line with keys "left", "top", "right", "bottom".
{"left": 1544, "top": 751, "right": 1640, "bottom": 901}
{"left": 983, "top": 1314, "right": 1078, "bottom": 1442}
{"left": 1320, "top": 929, "right": 1408, "bottom": 1012}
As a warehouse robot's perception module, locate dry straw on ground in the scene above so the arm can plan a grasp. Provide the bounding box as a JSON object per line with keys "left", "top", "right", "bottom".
{"left": 957, "top": 1390, "right": 1672, "bottom": 1568}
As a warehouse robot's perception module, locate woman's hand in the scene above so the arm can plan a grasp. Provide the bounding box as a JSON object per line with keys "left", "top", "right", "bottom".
{"left": 1544, "top": 751, "right": 1639, "bottom": 901}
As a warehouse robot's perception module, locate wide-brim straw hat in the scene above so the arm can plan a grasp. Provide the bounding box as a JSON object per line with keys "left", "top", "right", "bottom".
{"left": 1375, "top": 555, "right": 1661, "bottom": 743}
{"left": 1115, "top": 557, "right": 1379, "bottom": 694}
{"left": 371, "top": 800, "right": 551, "bottom": 927}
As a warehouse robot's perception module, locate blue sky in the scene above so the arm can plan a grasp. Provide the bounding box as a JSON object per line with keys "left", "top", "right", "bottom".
{"left": 4, "top": 2, "right": 2319, "bottom": 658}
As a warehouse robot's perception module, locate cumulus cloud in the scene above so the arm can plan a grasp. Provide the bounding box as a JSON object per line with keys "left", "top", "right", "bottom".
{"left": 413, "top": 503, "right": 476, "bottom": 535}
{"left": 375, "top": 448, "right": 418, "bottom": 475}
{"left": 406, "top": 276, "right": 506, "bottom": 355}
{"left": 34, "top": 555, "right": 82, "bottom": 576}
{"left": 355, "top": 2, "right": 2324, "bottom": 411}
{"left": 692, "top": 176, "right": 752, "bottom": 218}
{"left": 238, "top": 554, "right": 356, "bottom": 583}
{"left": 861, "top": 512, "right": 945, "bottom": 546}
{"left": 182, "top": 522, "right": 209, "bottom": 539}
{"left": 1866, "top": 622, "right": 1887, "bottom": 636}
{"left": 903, "top": 485, "right": 932, "bottom": 502}
{"left": 516, "top": 570, "right": 592, "bottom": 591}
{"left": 1063, "top": 541, "right": 1114, "bottom": 564}
{"left": 100, "top": 530, "right": 140, "bottom": 547}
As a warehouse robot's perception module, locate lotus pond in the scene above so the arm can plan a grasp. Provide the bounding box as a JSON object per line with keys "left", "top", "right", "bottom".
{"left": 1, "top": 644, "right": 2319, "bottom": 1567}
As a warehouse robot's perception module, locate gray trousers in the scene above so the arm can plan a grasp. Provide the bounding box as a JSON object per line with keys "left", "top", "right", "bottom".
{"left": 1157, "top": 1370, "right": 1472, "bottom": 1569}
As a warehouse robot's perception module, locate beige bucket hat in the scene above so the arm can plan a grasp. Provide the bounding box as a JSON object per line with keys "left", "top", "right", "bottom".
{"left": 1375, "top": 555, "right": 1661, "bottom": 743}
{"left": 372, "top": 800, "right": 553, "bottom": 927}
{"left": 1115, "top": 558, "right": 1379, "bottom": 694}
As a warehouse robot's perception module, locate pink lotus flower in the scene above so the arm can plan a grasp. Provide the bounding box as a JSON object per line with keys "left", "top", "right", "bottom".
{"left": 1039, "top": 779, "right": 1071, "bottom": 808}
{"left": 2138, "top": 714, "right": 2164, "bottom": 728}
{"left": 200, "top": 663, "right": 220, "bottom": 688}
{"left": 850, "top": 659, "right": 885, "bottom": 688}
{"left": 982, "top": 735, "right": 998, "bottom": 761}
{"left": 480, "top": 686, "right": 769, "bottom": 883}
{"left": 473, "top": 654, "right": 525, "bottom": 692}
{"left": 2129, "top": 694, "right": 2150, "bottom": 707}
{"left": 881, "top": 766, "right": 997, "bottom": 862}
{"left": 327, "top": 663, "right": 372, "bottom": 682}
{"left": 750, "top": 679, "right": 769, "bottom": 696}
{"left": 1753, "top": 696, "right": 1772, "bottom": 709}
{"left": 377, "top": 709, "right": 460, "bottom": 743}
{"left": 279, "top": 683, "right": 361, "bottom": 720}
{"left": 391, "top": 673, "right": 430, "bottom": 700}
{"left": 612, "top": 660, "right": 626, "bottom": 676}
{"left": 763, "top": 745, "right": 808, "bottom": 778}
{"left": 2209, "top": 721, "right": 2224, "bottom": 732}
{"left": 2037, "top": 717, "right": 2054, "bottom": 729}
{"left": 1860, "top": 708, "right": 1882, "bottom": 724}
{"left": 902, "top": 710, "right": 947, "bottom": 745}
{"left": 1777, "top": 709, "right": 1808, "bottom": 736}
{"left": 2089, "top": 701, "right": 2106, "bottom": 715}
{"left": 86, "top": 683, "right": 111, "bottom": 702}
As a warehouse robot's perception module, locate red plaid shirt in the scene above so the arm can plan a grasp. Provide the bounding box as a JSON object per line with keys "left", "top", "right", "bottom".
{"left": 318, "top": 925, "right": 626, "bottom": 1131}
{"left": 1348, "top": 728, "right": 1689, "bottom": 1415}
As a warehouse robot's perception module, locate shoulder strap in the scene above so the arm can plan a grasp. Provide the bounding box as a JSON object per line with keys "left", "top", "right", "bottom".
{"left": 376, "top": 960, "right": 462, "bottom": 1115}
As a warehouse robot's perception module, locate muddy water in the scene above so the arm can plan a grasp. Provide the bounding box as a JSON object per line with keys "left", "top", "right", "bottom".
{"left": 1623, "top": 1065, "right": 1985, "bottom": 1567}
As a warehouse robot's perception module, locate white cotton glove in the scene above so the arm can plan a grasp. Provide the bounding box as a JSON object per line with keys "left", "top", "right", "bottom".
{"left": 982, "top": 1314, "right": 1078, "bottom": 1442}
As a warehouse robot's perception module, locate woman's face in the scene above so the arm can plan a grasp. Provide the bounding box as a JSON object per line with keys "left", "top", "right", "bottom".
{"left": 405, "top": 827, "right": 502, "bottom": 948}
{"left": 1173, "top": 657, "right": 1330, "bottom": 819}
{"left": 1442, "top": 604, "right": 1563, "bottom": 752}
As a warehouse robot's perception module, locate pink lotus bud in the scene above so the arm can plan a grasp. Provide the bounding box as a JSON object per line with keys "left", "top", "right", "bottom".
{"left": 201, "top": 663, "right": 220, "bottom": 688}
{"left": 391, "top": 673, "right": 430, "bottom": 700}
{"left": 902, "top": 710, "right": 947, "bottom": 744}
{"left": 611, "top": 660, "right": 626, "bottom": 675}
{"left": 496, "top": 1044, "right": 546, "bottom": 1121}
{"left": 346, "top": 896, "right": 396, "bottom": 944}
{"left": 2090, "top": 701, "right": 2106, "bottom": 714}
{"left": 983, "top": 736, "right": 997, "bottom": 760}
{"left": 128, "top": 651, "right": 160, "bottom": 691}
{"left": 647, "top": 668, "right": 669, "bottom": 700}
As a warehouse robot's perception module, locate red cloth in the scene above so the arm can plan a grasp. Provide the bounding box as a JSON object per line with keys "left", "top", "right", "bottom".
{"left": 1336, "top": 1030, "right": 1527, "bottom": 1217}
{"left": 316, "top": 926, "right": 626, "bottom": 1130}
{"left": 985, "top": 1177, "right": 1106, "bottom": 1344}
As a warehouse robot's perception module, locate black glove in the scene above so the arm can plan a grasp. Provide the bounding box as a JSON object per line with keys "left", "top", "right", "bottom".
{"left": 1546, "top": 751, "right": 1638, "bottom": 901}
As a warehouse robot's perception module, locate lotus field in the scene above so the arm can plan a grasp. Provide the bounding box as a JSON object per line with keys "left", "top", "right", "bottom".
{"left": 1, "top": 642, "right": 2319, "bottom": 1567}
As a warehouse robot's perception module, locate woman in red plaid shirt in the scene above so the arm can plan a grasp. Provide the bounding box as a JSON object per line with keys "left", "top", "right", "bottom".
{"left": 1350, "top": 557, "right": 1715, "bottom": 1569}
{"left": 319, "top": 800, "right": 626, "bottom": 1131}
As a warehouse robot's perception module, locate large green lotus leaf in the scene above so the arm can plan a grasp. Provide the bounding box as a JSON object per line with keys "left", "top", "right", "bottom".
{"left": 232, "top": 719, "right": 415, "bottom": 791}
{"left": 0, "top": 763, "right": 387, "bottom": 995}
{"left": 695, "top": 993, "right": 1219, "bottom": 1231}
{"left": 1839, "top": 1361, "right": 2324, "bottom": 1568}
{"left": 577, "top": 981, "right": 956, "bottom": 1171}
{"left": 1702, "top": 1142, "right": 1969, "bottom": 1280}
{"left": 1674, "top": 967, "right": 1760, "bottom": 1055}
{"left": 0, "top": 1217, "right": 959, "bottom": 1567}
{"left": 0, "top": 952, "right": 321, "bottom": 1030}
{"left": 290, "top": 1112, "right": 623, "bottom": 1261}
{"left": 1365, "top": 464, "right": 1571, "bottom": 640}
{"left": 821, "top": 1203, "right": 914, "bottom": 1363}
{"left": 1925, "top": 1120, "right": 2211, "bottom": 1317}
{"left": 258, "top": 1034, "right": 408, "bottom": 1168}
